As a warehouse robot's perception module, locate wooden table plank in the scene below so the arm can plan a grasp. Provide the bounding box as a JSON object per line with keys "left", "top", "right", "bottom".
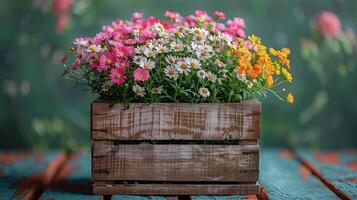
{"left": 191, "top": 195, "right": 256, "bottom": 200}
{"left": 297, "top": 149, "right": 357, "bottom": 199}
{"left": 40, "top": 151, "right": 101, "bottom": 199}
{"left": 0, "top": 151, "right": 56, "bottom": 199}
{"left": 112, "top": 195, "right": 176, "bottom": 200}
{"left": 260, "top": 148, "right": 339, "bottom": 199}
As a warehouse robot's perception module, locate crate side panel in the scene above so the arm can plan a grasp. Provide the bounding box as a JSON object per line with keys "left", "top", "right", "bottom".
{"left": 92, "top": 183, "right": 260, "bottom": 195}
{"left": 92, "top": 144, "right": 259, "bottom": 182}
{"left": 92, "top": 102, "right": 260, "bottom": 140}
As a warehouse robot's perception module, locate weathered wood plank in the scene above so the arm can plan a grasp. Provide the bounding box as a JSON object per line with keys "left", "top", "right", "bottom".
{"left": 93, "top": 183, "right": 259, "bottom": 195}
{"left": 190, "top": 195, "right": 256, "bottom": 200}
{"left": 92, "top": 144, "right": 259, "bottom": 182}
{"left": 260, "top": 149, "right": 339, "bottom": 200}
{"left": 297, "top": 149, "right": 357, "bottom": 199}
{"left": 40, "top": 151, "right": 101, "bottom": 199}
{"left": 91, "top": 101, "right": 260, "bottom": 140}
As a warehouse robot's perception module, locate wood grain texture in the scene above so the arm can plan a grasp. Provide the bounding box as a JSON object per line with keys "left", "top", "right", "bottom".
{"left": 93, "top": 183, "right": 260, "bottom": 195}
{"left": 260, "top": 149, "right": 339, "bottom": 200}
{"left": 92, "top": 143, "right": 259, "bottom": 182}
{"left": 91, "top": 101, "right": 260, "bottom": 140}
{"left": 297, "top": 150, "right": 357, "bottom": 199}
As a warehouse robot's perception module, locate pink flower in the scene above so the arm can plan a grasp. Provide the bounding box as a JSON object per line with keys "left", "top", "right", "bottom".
{"left": 57, "top": 55, "right": 67, "bottom": 63}
{"left": 165, "top": 11, "right": 180, "bottom": 19}
{"left": 110, "top": 67, "right": 126, "bottom": 85}
{"left": 71, "top": 58, "right": 81, "bottom": 70}
{"left": 194, "top": 10, "right": 212, "bottom": 21}
{"left": 213, "top": 11, "right": 226, "bottom": 20}
{"left": 317, "top": 11, "right": 341, "bottom": 37}
{"left": 226, "top": 17, "right": 246, "bottom": 38}
{"left": 52, "top": 0, "right": 72, "bottom": 16}
{"left": 55, "top": 14, "right": 69, "bottom": 33}
{"left": 115, "top": 58, "right": 131, "bottom": 68}
{"left": 115, "top": 45, "right": 134, "bottom": 57}
{"left": 133, "top": 68, "right": 150, "bottom": 82}
{"left": 132, "top": 12, "right": 143, "bottom": 20}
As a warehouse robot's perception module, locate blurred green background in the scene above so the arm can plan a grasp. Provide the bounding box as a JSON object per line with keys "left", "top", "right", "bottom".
{"left": 1, "top": 0, "right": 356, "bottom": 150}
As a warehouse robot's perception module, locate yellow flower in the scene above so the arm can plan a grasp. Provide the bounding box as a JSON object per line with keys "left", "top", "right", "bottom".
{"left": 282, "top": 68, "right": 292, "bottom": 83}
{"left": 287, "top": 93, "right": 294, "bottom": 103}
{"left": 269, "top": 48, "right": 277, "bottom": 56}
{"left": 281, "top": 48, "right": 291, "bottom": 55}
{"left": 248, "top": 35, "right": 261, "bottom": 45}
{"left": 275, "top": 69, "right": 281, "bottom": 76}
{"left": 267, "top": 75, "right": 274, "bottom": 87}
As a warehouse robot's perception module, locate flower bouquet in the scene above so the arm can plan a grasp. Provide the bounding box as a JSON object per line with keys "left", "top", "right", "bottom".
{"left": 64, "top": 11, "right": 293, "bottom": 195}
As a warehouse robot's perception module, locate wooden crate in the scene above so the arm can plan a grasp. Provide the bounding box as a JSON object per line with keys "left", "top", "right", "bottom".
{"left": 91, "top": 100, "right": 261, "bottom": 195}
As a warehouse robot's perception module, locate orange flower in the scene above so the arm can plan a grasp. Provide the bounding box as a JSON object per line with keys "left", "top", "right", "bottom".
{"left": 287, "top": 93, "right": 294, "bottom": 103}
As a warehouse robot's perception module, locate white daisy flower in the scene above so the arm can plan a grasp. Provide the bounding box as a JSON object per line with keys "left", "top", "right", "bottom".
{"left": 214, "top": 59, "right": 226, "bottom": 68}
{"left": 218, "top": 32, "right": 233, "bottom": 46}
{"left": 170, "top": 42, "right": 184, "bottom": 52}
{"left": 151, "top": 86, "right": 162, "bottom": 94}
{"left": 165, "top": 55, "right": 179, "bottom": 65}
{"left": 208, "top": 35, "right": 219, "bottom": 43}
{"left": 247, "top": 81, "right": 254, "bottom": 89}
{"left": 172, "top": 30, "right": 185, "bottom": 38}
{"left": 151, "top": 23, "right": 166, "bottom": 33}
{"left": 193, "top": 35, "right": 206, "bottom": 44}
{"left": 186, "top": 57, "right": 201, "bottom": 69}
{"left": 134, "top": 46, "right": 145, "bottom": 54}
{"left": 138, "top": 57, "right": 156, "bottom": 70}
{"left": 86, "top": 44, "right": 104, "bottom": 53}
{"left": 164, "top": 66, "right": 179, "bottom": 80}
{"left": 201, "top": 44, "right": 213, "bottom": 52}
{"left": 133, "top": 56, "right": 144, "bottom": 65}
{"left": 197, "top": 70, "right": 207, "bottom": 79}
{"left": 73, "top": 37, "right": 89, "bottom": 47}
{"left": 143, "top": 47, "right": 156, "bottom": 58}
{"left": 156, "top": 45, "right": 169, "bottom": 54}
{"left": 189, "top": 27, "right": 208, "bottom": 38}
{"left": 196, "top": 50, "right": 213, "bottom": 60}
{"left": 132, "top": 84, "right": 146, "bottom": 97}
{"left": 101, "top": 80, "right": 113, "bottom": 92}
{"left": 237, "top": 73, "right": 248, "bottom": 83}
{"left": 190, "top": 43, "right": 201, "bottom": 53}
{"left": 199, "top": 87, "right": 210, "bottom": 98}
{"left": 166, "top": 36, "right": 176, "bottom": 44}
{"left": 221, "top": 69, "right": 228, "bottom": 79}
{"left": 156, "top": 38, "right": 167, "bottom": 46}
{"left": 206, "top": 71, "right": 217, "bottom": 83}
{"left": 144, "top": 41, "right": 155, "bottom": 49}
{"left": 175, "top": 60, "right": 191, "bottom": 74}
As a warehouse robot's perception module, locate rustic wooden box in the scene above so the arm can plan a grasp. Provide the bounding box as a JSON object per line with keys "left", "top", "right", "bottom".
{"left": 91, "top": 100, "right": 261, "bottom": 195}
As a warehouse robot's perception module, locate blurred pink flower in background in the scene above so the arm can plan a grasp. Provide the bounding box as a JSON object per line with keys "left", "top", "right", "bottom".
{"left": 316, "top": 11, "right": 341, "bottom": 37}
{"left": 52, "top": 0, "right": 73, "bottom": 32}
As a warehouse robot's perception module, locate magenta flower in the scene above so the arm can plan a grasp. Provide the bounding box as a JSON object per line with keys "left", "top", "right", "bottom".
{"left": 110, "top": 67, "right": 126, "bottom": 85}
{"left": 165, "top": 11, "right": 181, "bottom": 20}
{"left": 213, "top": 11, "right": 226, "bottom": 20}
{"left": 317, "top": 11, "right": 341, "bottom": 37}
{"left": 133, "top": 68, "right": 150, "bottom": 82}
{"left": 194, "top": 10, "right": 212, "bottom": 21}
{"left": 226, "top": 17, "right": 246, "bottom": 38}
{"left": 71, "top": 58, "right": 81, "bottom": 70}
{"left": 115, "top": 45, "right": 135, "bottom": 58}
{"left": 132, "top": 12, "right": 143, "bottom": 20}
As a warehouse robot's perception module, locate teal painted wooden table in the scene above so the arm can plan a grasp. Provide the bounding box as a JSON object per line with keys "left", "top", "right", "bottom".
{"left": 1, "top": 148, "right": 356, "bottom": 200}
